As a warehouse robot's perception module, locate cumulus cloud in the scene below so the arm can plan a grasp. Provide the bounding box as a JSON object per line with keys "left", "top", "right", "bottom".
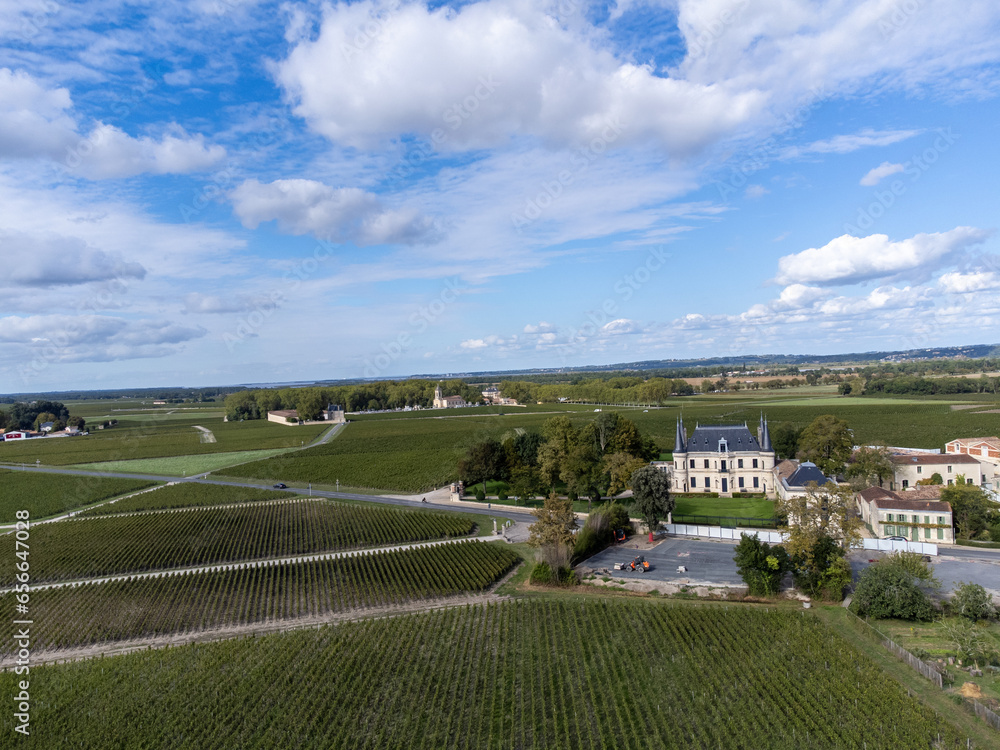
{"left": 939, "top": 270, "right": 1000, "bottom": 294}
{"left": 774, "top": 227, "right": 992, "bottom": 286}
{"left": 0, "top": 67, "right": 224, "bottom": 177}
{"left": 860, "top": 161, "right": 905, "bottom": 186}
{"left": 275, "top": 0, "right": 765, "bottom": 154}
{"left": 230, "top": 179, "right": 441, "bottom": 246}
{"left": 460, "top": 338, "right": 488, "bottom": 349}
{"left": 0, "top": 231, "right": 146, "bottom": 287}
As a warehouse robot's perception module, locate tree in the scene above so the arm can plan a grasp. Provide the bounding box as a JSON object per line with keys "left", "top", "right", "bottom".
{"left": 603, "top": 452, "right": 647, "bottom": 496}
{"left": 943, "top": 618, "right": 997, "bottom": 666}
{"left": 630, "top": 465, "right": 673, "bottom": 539}
{"left": 951, "top": 582, "right": 996, "bottom": 622}
{"left": 797, "top": 414, "right": 853, "bottom": 476}
{"left": 941, "top": 483, "right": 999, "bottom": 539}
{"left": 846, "top": 445, "right": 894, "bottom": 489}
{"left": 528, "top": 493, "right": 578, "bottom": 572}
{"left": 776, "top": 483, "right": 863, "bottom": 562}
{"left": 849, "top": 554, "right": 936, "bottom": 621}
{"left": 67, "top": 416, "right": 86, "bottom": 430}
{"left": 790, "top": 534, "right": 849, "bottom": 599}
{"left": 733, "top": 533, "right": 791, "bottom": 596}
{"left": 296, "top": 390, "right": 326, "bottom": 421}
{"left": 509, "top": 466, "right": 541, "bottom": 505}
{"left": 458, "top": 438, "right": 506, "bottom": 491}
{"left": 770, "top": 422, "right": 803, "bottom": 460}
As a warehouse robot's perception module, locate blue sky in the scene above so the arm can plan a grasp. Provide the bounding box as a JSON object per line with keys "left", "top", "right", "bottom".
{"left": 3, "top": 0, "right": 1000, "bottom": 392}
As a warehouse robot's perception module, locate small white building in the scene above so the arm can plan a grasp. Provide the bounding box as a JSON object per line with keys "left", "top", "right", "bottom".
{"left": 856, "top": 486, "right": 954, "bottom": 544}
{"left": 773, "top": 459, "right": 835, "bottom": 501}
{"left": 888, "top": 452, "right": 984, "bottom": 491}
{"left": 945, "top": 436, "right": 1000, "bottom": 495}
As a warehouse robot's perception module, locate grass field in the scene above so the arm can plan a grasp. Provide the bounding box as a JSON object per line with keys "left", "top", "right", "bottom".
{"left": 672, "top": 495, "right": 775, "bottom": 519}
{"left": 0, "top": 599, "right": 969, "bottom": 748}
{"left": 0, "top": 470, "right": 156, "bottom": 522}
{"left": 70, "top": 448, "right": 296, "bottom": 476}
{"left": 0, "top": 419, "right": 328, "bottom": 466}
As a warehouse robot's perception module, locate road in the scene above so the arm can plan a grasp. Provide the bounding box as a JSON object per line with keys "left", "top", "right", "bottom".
{"left": 0, "top": 462, "right": 537, "bottom": 526}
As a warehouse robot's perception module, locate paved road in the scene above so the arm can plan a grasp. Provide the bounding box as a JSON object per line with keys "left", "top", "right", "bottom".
{"left": 585, "top": 536, "right": 744, "bottom": 587}
{"left": 849, "top": 545, "right": 1000, "bottom": 597}
{"left": 0, "top": 463, "right": 537, "bottom": 526}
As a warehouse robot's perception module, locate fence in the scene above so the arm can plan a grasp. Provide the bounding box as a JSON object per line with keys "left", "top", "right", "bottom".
{"left": 845, "top": 611, "right": 943, "bottom": 687}
{"left": 663, "top": 524, "right": 786, "bottom": 544}
{"left": 861, "top": 538, "right": 939, "bottom": 556}
{"left": 671, "top": 514, "right": 780, "bottom": 529}
{"left": 970, "top": 700, "right": 1000, "bottom": 731}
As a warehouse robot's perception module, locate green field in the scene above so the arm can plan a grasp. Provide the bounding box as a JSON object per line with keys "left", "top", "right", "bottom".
{"left": 0, "top": 418, "right": 328, "bottom": 466}
{"left": 1, "top": 501, "right": 478, "bottom": 584}
{"left": 0, "top": 541, "right": 520, "bottom": 654}
{"left": 672, "top": 495, "right": 775, "bottom": 520}
{"left": 79, "top": 482, "right": 296, "bottom": 515}
{"left": 0, "top": 599, "right": 969, "bottom": 748}
{"left": 0, "top": 469, "right": 156, "bottom": 522}
{"left": 70, "top": 448, "right": 296, "bottom": 476}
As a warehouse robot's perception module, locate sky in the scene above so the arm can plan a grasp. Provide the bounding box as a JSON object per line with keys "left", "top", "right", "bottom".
{"left": 2, "top": 0, "right": 1000, "bottom": 392}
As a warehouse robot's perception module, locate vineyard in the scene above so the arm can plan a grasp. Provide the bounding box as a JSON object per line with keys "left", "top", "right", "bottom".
{"left": 0, "top": 600, "right": 969, "bottom": 749}
{"left": 0, "top": 470, "right": 155, "bottom": 522}
{"left": 0, "top": 541, "right": 519, "bottom": 654}
{"left": 0, "top": 500, "right": 477, "bottom": 584}
{"left": 0, "top": 417, "right": 328, "bottom": 466}
{"left": 80, "top": 482, "right": 296, "bottom": 515}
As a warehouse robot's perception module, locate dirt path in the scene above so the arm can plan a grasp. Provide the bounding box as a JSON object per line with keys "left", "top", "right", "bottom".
{"left": 193, "top": 425, "right": 217, "bottom": 443}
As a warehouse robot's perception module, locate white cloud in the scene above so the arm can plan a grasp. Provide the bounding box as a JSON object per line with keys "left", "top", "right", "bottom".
{"left": 182, "top": 293, "right": 273, "bottom": 314}
{"left": 460, "top": 338, "right": 488, "bottom": 349}
{"left": 0, "top": 68, "right": 224, "bottom": 178}
{"left": 744, "top": 184, "right": 769, "bottom": 198}
{"left": 523, "top": 322, "right": 555, "bottom": 334}
{"left": 783, "top": 129, "right": 919, "bottom": 159}
{"left": 275, "top": 1, "right": 765, "bottom": 154}
{"left": 230, "top": 179, "right": 441, "bottom": 246}
{"left": 939, "top": 270, "right": 1000, "bottom": 294}
{"left": 859, "top": 161, "right": 905, "bottom": 186}
{"left": 774, "top": 227, "right": 992, "bottom": 286}
{"left": 0, "top": 231, "right": 146, "bottom": 287}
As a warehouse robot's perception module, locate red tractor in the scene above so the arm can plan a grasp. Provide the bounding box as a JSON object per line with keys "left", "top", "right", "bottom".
{"left": 629, "top": 556, "right": 650, "bottom": 573}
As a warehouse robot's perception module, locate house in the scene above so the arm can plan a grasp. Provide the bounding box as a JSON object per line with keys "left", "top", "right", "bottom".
{"left": 773, "top": 459, "right": 835, "bottom": 501}
{"left": 888, "top": 453, "right": 984, "bottom": 491}
{"left": 2, "top": 431, "right": 34, "bottom": 441}
{"left": 856, "top": 486, "right": 954, "bottom": 544}
{"left": 153, "top": 400, "right": 167, "bottom": 405}
{"left": 321, "top": 404, "right": 346, "bottom": 424}
{"left": 945, "top": 437, "right": 1000, "bottom": 495}
{"left": 433, "top": 383, "right": 466, "bottom": 409}
{"left": 481, "top": 386, "right": 500, "bottom": 401}
{"left": 39, "top": 422, "right": 55, "bottom": 433}
{"left": 267, "top": 409, "right": 300, "bottom": 424}
{"left": 670, "top": 415, "right": 777, "bottom": 497}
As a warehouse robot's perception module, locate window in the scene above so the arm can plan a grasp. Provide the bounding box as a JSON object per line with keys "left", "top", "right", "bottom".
{"left": 690, "top": 459, "right": 695, "bottom": 469}
{"left": 924, "top": 527, "right": 931, "bottom": 539}
{"left": 937, "top": 528, "right": 944, "bottom": 540}
{"left": 917, "top": 466, "right": 922, "bottom": 474}
{"left": 885, "top": 525, "right": 895, "bottom": 536}
{"left": 752, "top": 459, "right": 758, "bottom": 469}
{"left": 721, "top": 460, "right": 727, "bottom": 471}
{"left": 947, "top": 465, "right": 952, "bottom": 473}
{"left": 704, "top": 459, "right": 710, "bottom": 469}
{"left": 902, "top": 480, "right": 909, "bottom": 488}
{"left": 938, "top": 516, "right": 945, "bottom": 525}
{"left": 967, "top": 477, "right": 974, "bottom": 484}
{"left": 947, "top": 479, "right": 953, "bottom": 486}
{"left": 738, "top": 459, "right": 744, "bottom": 469}
{"left": 887, "top": 513, "right": 894, "bottom": 522}
{"left": 753, "top": 477, "right": 759, "bottom": 489}
{"left": 738, "top": 477, "right": 745, "bottom": 488}
{"left": 691, "top": 477, "right": 697, "bottom": 488}
{"left": 924, "top": 516, "right": 930, "bottom": 524}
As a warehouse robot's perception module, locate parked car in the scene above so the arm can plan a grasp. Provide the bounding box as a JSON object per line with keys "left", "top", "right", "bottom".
{"left": 885, "top": 536, "right": 907, "bottom": 542}
{"left": 273, "top": 483, "right": 288, "bottom": 489}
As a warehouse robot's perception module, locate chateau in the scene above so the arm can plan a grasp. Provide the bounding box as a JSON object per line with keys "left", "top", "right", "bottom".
{"left": 671, "top": 416, "right": 777, "bottom": 498}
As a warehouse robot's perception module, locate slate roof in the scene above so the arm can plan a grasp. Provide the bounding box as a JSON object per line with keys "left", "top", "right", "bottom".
{"left": 785, "top": 462, "right": 834, "bottom": 488}
{"left": 684, "top": 424, "right": 763, "bottom": 453}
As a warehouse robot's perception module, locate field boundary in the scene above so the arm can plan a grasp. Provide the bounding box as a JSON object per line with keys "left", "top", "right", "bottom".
{"left": 844, "top": 610, "right": 944, "bottom": 687}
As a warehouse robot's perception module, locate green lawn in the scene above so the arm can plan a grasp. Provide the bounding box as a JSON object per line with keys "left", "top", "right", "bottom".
{"left": 70, "top": 448, "right": 296, "bottom": 476}
{"left": 672, "top": 495, "right": 776, "bottom": 520}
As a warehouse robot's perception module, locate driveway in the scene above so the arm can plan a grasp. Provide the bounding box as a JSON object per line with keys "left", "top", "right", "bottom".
{"left": 583, "top": 536, "right": 744, "bottom": 587}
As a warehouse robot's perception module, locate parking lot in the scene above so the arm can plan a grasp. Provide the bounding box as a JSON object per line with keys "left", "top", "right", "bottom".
{"left": 584, "top": 533, "right": 1000, "bottom": 596}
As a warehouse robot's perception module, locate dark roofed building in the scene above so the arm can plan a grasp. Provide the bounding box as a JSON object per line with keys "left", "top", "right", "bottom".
{"left": 671, "top": 415, "right": 776, "bottom": 497}
{"left": 775, "top": 460, "right": 836, "bottom": 500}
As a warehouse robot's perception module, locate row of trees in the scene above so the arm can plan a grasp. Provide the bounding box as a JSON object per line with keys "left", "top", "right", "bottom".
{"left": 0, "top": 401, "right": 85, "bottom": 432}
{"left": 458, "top": 412, "right": 660, "bottom": 502}
{"left": 223, "top": 380, "right": 485, "bottom": 420}
{"left": 841, "top": 373, "right": 1000, "bottom": 396}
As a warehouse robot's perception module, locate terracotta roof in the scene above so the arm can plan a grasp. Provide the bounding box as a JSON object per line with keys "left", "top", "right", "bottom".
{"left": 897, "top": 485, "right": 944, "bottom": 500}
{"left": 774, "top": 459, "right": 798, "bottom": 482}
{"left": 890, "top": 453, "right": 981, "bottom": 465}
{"left": 857, "top": 485, "right": 951, "bottom": 513}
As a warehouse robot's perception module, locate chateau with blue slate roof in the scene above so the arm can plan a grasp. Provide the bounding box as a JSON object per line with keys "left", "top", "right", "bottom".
{"left": 671, "top": 415, "right": 777, "bottom": 498}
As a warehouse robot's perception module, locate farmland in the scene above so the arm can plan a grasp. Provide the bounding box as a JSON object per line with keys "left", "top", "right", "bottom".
{"left": 80, "top": 482, "right": 296, "bottom": 515}
{"left": 0, "top": 599, "right": 969, "bottom": 748}
{"left": 221, "top": 392, "right": 1000, "bottom": 492}
{"left": 0, "top": 418, "right": 328, "bottom": 466}
{"left": 0, "top": 541, "right": 519, "bottom": 655}
{"left": 0, "top": 500, "right": 477, "bottom": 584}
{"left": 0, "top": 469, "right": 155, "bottom": 522}
{"left": 70, "top": 447, "right": 295, "bottom": 476}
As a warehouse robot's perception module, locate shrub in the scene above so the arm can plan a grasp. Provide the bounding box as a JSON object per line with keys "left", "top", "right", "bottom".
{"left": 849, "top": 561, "right": 935, "bottom": 621}
{"left": 733, "top": 533, "right": 791, "bottom": 597}
{"left": 951, "top": 582, "right": 996, "bottom": 622}
{"left": 474, "top": 486, "right": 486, "bottom": 503}
{"left": 497, "top": 490, "right": 508, "bottom": 503}
{"left": 529, "top": 561, "right": 554, "bottom": 585}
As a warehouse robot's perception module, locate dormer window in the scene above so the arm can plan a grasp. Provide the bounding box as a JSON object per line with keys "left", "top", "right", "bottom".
{"left": 718, "top": 438, "right": 728, "bottom": 453}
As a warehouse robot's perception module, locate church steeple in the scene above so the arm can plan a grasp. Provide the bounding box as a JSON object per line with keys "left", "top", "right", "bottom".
{"left": 674, "top": 415, "right": 687, "bottom": 453}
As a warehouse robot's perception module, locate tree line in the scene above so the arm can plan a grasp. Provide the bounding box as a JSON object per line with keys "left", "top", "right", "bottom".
{"left": 0, "top": 401, "right": 85, "bottom": 432}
